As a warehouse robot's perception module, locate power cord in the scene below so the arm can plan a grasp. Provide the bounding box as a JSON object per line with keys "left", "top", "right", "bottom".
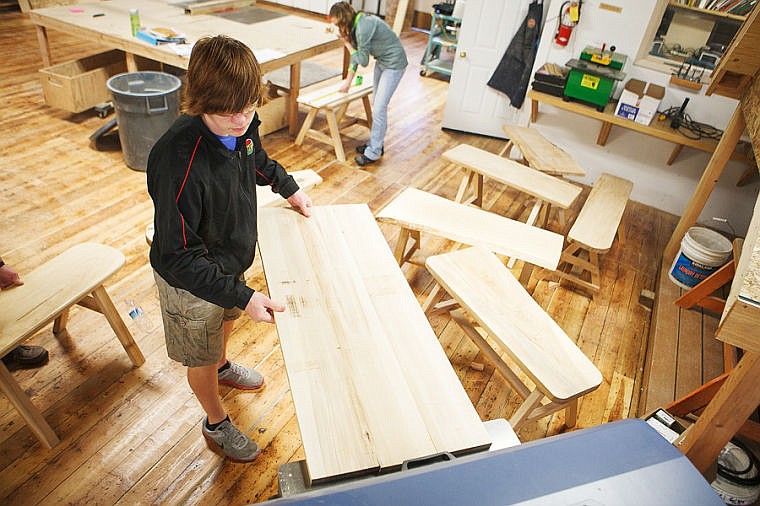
{"left": 657, "top": 105, "right": 724, "bottom": 141}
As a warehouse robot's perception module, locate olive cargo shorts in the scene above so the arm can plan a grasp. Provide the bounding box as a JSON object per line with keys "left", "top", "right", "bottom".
{"left": 153, "top": 272, "right": 242, "bottom": 367}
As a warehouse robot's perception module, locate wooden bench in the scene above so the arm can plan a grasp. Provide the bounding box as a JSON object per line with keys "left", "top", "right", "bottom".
{"left": 499, "top": 124, "right": 586, "bottom": 177}
{"left": 295, "top": 78, "right": 373, "bottom": 162}
{"left": 443, "top": 144, "right": 582, "bottom": 231}
{"left": 553, "top": 173, "right": 633, "bottom": 293}
{"left": 425, "top": 246, "right": 602, "bottom": 432}
{"left": 0, "top": 242, "right": 145, "bottom": 448}
{"left": 375, "top": 187, "right": 564, "bottom": 286}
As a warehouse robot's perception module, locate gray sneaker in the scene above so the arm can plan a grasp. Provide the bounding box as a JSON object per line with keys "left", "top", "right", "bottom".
{"left": 218, "top": 361, "right": 265, "bottom": 391}
{"left": 202, "top": 417, "right": 261, "bottom": 463}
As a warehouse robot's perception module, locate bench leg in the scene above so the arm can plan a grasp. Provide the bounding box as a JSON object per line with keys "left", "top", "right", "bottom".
{"left": 454, "top": 170, "right": 475, "bottom": 204}
{"left": 334, "top": 103, "right": 349, "bottom": 125}
{"left": 509, "top": 390, "right": 544, "bottom": 432}
{"left": 450, "top": 310, "right": 531, "bottom": 400}
{"left": 498, "top": 140, "right": 514, "bottom": 158}
{"left": 362, "top": 95, "right": 373, "bottom": 130}
{"left": 295, "top": 107, "right": 318, "bottom": 146}
{"left": 0, "top": 361, "right": 60, "bottom": 448}
{"left": 554, "top": 244, "right": 602, "bottom": 293}
{"left": 324, "top": 109, "right": 346, "bottom": 162}
{"left": 473, "top": 174, "right": 484, "bottom": 208}
{"left": 421, "top": 282, "right": 443, "bottom": 314}
{"left": 91, "top": 285, "right": 145, "bottom": 367}
{"left": 393, "top": 228, "right": 411, "bottom": 265}
{"left": 53, "top": 309, "right": 69, "bottom": 336}
{"left": 564, "top": 398, "right": 578, "bottom": 428}
{"left": 518, "top": 264, "right": 534, "bottom": 287}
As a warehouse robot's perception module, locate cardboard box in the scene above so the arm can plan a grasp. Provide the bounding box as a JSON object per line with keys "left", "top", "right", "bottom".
{"left": 614, "top": 78, "right": 665, "bottom": 126}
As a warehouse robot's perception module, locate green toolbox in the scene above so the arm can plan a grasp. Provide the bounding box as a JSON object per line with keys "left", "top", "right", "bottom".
{"left": 564, "top": 46, "right": 627, "bottom": 111}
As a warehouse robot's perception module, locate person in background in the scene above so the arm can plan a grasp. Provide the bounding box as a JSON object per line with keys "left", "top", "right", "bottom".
{"left": 0, "top": 256, "right": 50, "bottom": 368}
{"left": 147, "top": 35, "right": 312, "bottom": 463}
{"left": 329, "top": 1, "right": 408, "bottom": 167}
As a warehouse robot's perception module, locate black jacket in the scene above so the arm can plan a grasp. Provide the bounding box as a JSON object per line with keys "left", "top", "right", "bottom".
{"left": 147, "top": 113, "right": 299, "bottom": 310}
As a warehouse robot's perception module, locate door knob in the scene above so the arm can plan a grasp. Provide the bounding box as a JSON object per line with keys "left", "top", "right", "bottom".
{"left": 459, "top": 51, "right": 467, "bottom": 58}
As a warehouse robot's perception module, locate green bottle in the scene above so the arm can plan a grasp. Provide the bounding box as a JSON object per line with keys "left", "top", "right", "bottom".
{"left": 130, "top": 8, "right": 140, "bottom": 37}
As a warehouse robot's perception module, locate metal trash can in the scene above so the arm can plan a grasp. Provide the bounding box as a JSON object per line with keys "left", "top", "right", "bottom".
{"left": 107, "top": 71, "right": 181, "bottom": 171}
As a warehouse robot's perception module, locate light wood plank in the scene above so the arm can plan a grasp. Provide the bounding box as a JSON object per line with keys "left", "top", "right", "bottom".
{"left": 443, "top": 144, "right": 582, "bottom": 209}
{"left": 500, "top": 124, "right": 586, "bottom": 177}
{"left": 568, "top": 173, "right": 633, "bottom": 252}
{"left": 376, "top": 187, "right": 564, "bottom": 271}
{"left": 427, "top": 247, "right": 602, "bottom": 402}
{"left": 257, "top": 205, "right": 490, "bottom": 483}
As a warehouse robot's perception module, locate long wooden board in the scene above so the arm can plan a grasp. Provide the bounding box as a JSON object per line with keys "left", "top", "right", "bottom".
{"left": 501, "top": 125, "right": 587, "bottom": 177}
{"left": 443, "top": 144, "right": 582, "bottom": 209}
{"left": 257, "top": 204, "right": 490, "bottom": 484}
{"left": 376, "top": 188, "right": 564, "bottom": 270}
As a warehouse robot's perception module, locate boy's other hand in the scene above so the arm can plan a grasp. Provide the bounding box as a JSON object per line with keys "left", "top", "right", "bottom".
{"left": 245, "top": 292, "right": 285, "bottom": 323}
{"left": 287, "top": 189, "right": 313, "bottom": 217}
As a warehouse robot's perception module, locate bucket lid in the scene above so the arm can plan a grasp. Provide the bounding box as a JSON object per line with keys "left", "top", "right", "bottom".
{"left": 686, "top": 227, "right": 733, "bottom": 255}
{"left": 107, "top": 71, "right": 181, "bottom": 97}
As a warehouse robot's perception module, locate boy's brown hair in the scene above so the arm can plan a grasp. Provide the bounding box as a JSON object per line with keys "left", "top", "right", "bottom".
{"left": 183, "top": 35, "right": 263, "bottom": 115}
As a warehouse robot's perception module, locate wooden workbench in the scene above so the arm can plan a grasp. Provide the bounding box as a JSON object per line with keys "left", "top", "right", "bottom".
{"left": 256, "top": 204, "right": 491, "bottom": 485}
{"left": 527, "top": 89, "right": 753, "bottom": 168}
{"left": 29, "top": 0, "right": 343, "bottom": 135}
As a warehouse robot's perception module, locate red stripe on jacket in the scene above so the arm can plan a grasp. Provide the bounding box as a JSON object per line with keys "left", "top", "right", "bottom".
{"left": 175, "top": 136, "right": 203, "bottom": 250}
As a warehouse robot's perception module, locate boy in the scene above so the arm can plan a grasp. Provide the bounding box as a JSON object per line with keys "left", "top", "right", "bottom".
{"left": 147, "top": 35, "right": 312, "bottom": 462}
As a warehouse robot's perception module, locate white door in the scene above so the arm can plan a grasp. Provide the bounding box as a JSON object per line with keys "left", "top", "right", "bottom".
{"left": 442, "top": 0, "right": 536, "bottom": 137}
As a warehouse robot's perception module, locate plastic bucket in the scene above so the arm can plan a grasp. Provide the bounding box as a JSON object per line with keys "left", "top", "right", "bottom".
{"left": 107, "top": 71, "right": 181, "bottom": 171}
{"left": 669, "top": 226, "right": 732, "bottom": 290}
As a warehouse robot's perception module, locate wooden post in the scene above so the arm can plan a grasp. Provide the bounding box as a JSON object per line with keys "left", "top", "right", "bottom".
{"left": 289, "top": 62, "right": 302, "bottom": 136}
{"left": 35, "top": 25, "right": 52, "bottom": 67}
{"left": 676, "top": 351, "right": 760, "bottom": 475}
{"left": 663, "top": 104, "right": 746, "bottom": 262}
{"left": 392, "top": 0, "right": 410, "bottom": 35}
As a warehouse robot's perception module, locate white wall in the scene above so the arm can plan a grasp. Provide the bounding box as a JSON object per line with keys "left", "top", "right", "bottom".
{"left": 496, "top": 0, "right": 758, "bottom": 235}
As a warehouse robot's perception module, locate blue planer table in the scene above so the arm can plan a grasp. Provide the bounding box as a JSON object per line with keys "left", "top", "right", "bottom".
{"left": 267, "top": 419, "right": 724, "bottom": 505}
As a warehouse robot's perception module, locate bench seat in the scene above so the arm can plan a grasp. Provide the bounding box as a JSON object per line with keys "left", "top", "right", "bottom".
{"left": 375, "top": 187, "right": 564, "bottom": 285}
{"left": 443, "top": 144, "right": 582, "bottom": 231}
{"left": 553, "top": 173, "right": 633, "bottom": 293}
{"left": 425, "top": 246, "right": 602, "bottom": 431}
{"left": 0, "top": 243, "right": 144, "bottom": 448}
{"left": 500, "top": 124, "right": 586, "bottom": 177}
{"left": 295, "top": 78, "right": 373, "bottom": 162}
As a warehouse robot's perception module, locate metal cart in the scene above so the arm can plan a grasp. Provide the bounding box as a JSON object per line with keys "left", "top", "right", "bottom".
{"left": 420, "top": 11, "right": 461, "bottom": 78}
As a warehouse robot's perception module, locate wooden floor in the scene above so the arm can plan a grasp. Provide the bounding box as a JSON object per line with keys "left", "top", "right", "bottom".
{"left": 638, "top": 262, "right": 725, "bottom": 416}
{"left": 0, "top": 6, "right": 690, "bottom": 504}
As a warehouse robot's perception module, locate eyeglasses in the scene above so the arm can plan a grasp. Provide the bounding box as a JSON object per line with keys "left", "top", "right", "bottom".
{"left": 217, "top": 106, "right": 256, "bottom": 119}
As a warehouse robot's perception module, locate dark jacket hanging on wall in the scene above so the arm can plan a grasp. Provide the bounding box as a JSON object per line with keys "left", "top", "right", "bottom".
{"left": 487, "top": 1, "right": 543, "bottom": 109}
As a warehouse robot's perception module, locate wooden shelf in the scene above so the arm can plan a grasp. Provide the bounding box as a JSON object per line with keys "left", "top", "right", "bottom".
{"left": 668, "top": 1, "right": 749, "bottom": 22}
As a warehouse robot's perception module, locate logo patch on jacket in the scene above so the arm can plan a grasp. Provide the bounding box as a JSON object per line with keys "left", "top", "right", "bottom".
{"left": 245, "top": 138, "right": 253, "bottom": 156}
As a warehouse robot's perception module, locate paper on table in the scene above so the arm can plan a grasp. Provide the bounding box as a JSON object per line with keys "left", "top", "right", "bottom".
{"left": 167, "top": 42, "right": 193, "bottom": 57}
{"left": 254, "top": 48, "right": 286, "bottom": 62}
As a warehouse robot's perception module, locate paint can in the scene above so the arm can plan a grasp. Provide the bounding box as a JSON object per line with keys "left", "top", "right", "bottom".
{"left": 668, "top": 226, "right": 732, "bottom": 290}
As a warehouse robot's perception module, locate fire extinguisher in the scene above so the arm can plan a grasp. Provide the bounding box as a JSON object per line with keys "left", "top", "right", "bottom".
{"left": 555, "top": 0, "right": 582, "bottom": 46}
